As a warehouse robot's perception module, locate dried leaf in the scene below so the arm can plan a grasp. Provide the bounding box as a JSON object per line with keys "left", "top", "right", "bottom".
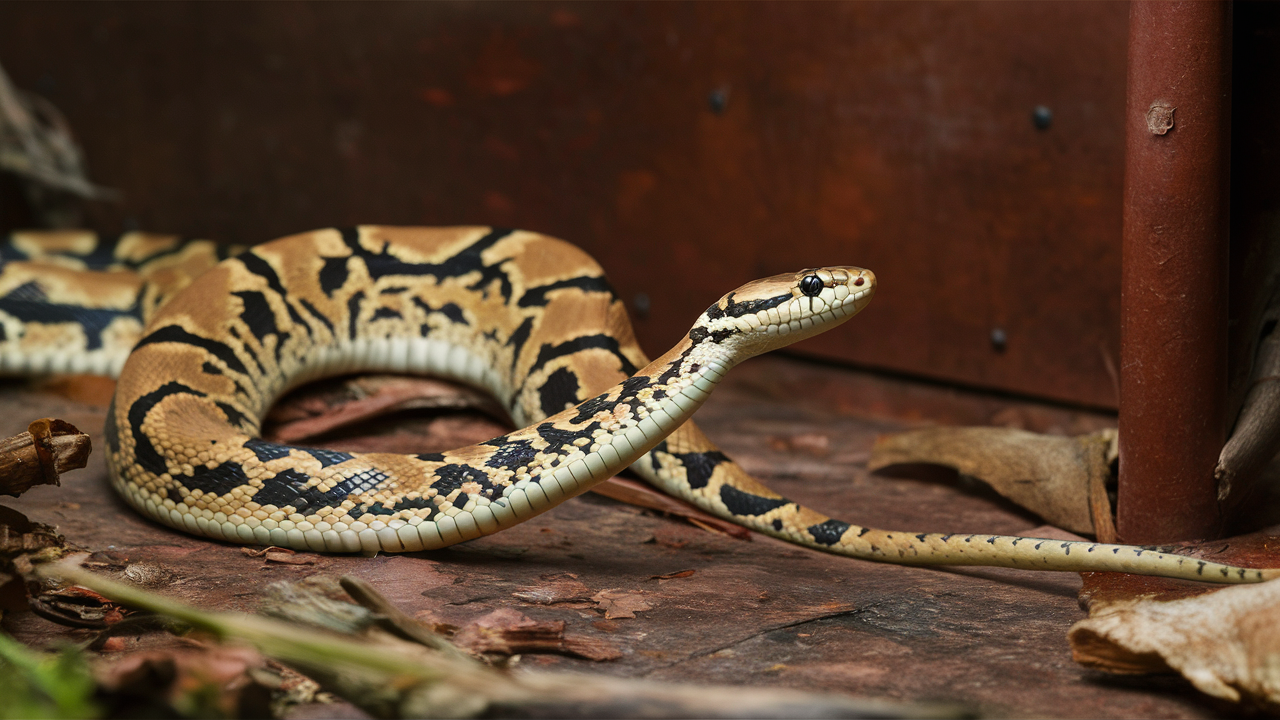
{"left": 869, "top": 427, "right": 1116, "bottom": 536}
{"left": 591, "top": 589, "right": 651, "bottom": 620}
{"left": 1069, "top": 578, "right": 1280, "bottom": 706}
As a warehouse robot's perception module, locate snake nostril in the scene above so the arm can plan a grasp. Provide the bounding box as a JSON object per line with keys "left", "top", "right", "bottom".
{"left": 854, "top": 277, "right": 865, "bottom": 287}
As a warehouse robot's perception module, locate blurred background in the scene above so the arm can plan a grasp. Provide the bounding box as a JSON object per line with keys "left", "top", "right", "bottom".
{"left": 0, "top": 1, "right": 1276, "bottom": 410}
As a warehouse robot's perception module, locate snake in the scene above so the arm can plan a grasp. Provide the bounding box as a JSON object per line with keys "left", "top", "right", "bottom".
{"left": 0, "top": 226, "right": 1274, "bottom": 584}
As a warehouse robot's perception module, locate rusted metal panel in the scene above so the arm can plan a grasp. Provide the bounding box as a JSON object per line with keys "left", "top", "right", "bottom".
{"left": 0, "top": 2, "right": 1129, "bottom": 406}
{"left": 1117, "top": 2, "right": 1231, "bottom": 544}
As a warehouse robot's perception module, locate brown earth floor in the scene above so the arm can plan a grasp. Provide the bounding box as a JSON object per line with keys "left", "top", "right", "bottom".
{"left": 0, "top": 354, "right": 1241, "bottom": 718}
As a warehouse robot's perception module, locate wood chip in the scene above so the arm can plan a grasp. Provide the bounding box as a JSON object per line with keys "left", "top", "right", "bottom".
{"left": 592, "top": 589, "right": 651, "bottom": 619}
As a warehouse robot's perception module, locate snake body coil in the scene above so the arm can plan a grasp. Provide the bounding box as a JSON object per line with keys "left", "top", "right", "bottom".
{"left": 1, "top": 226, "right": 1275, "bottom": 583}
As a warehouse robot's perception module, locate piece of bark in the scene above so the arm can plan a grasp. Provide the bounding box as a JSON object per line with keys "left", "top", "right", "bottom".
{"left": 450, "top": 608, "right": 622, "bottom": 662}
{"left": 1218, "top": 280, "right": 1280, "bottom": 509}
{"left": 1069, "top": 578, "right": 1280, "bottom": 707}
{"left": 0, "top": 418, "right": 92, "bottom": 496}
{"left": 1221, "top": 212, "right": 1280, "bottom": 511}
{"left": 0, "top": 504, "right": 67, "bottom": 555}
{"left": 868, "top": 427, "right": 1116, "bottom": 536}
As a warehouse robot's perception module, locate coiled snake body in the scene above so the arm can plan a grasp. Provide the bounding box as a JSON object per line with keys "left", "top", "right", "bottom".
{"left": 1, "top": 226, "right": 1274, "bottom": 583}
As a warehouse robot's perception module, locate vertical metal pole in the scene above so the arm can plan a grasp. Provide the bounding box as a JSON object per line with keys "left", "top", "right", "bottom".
{"left": 1119, "top": 2, "right": 1231, "bottom": 544}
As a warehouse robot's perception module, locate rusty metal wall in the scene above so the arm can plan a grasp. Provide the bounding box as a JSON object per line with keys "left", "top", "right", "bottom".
{"left": 0, "top": 2, "right": 1130, "bottom": 407}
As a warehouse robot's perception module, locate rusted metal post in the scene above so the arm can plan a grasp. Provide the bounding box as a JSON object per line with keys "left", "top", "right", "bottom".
{"left": 1118, "top": 2, "right": 1231, "bottom": 544}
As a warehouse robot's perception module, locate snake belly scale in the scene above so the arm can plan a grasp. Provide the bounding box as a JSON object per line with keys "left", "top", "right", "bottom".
{"left": 1, "top": 226, "right": 1276, "bottom": 583}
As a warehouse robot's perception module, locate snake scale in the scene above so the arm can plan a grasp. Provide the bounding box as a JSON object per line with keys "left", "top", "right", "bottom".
{"left": 0, "top": 226, "right": 1274, "bottom": 584}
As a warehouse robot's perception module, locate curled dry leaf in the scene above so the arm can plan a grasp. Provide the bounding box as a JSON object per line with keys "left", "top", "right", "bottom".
{"left": 1069, "top": 578, "right": 1280, "bottom": 707}
{"left": 868, "top": 427, "right": 1117, "bottom": 537}
{"left": 0, "top": 418, "right": 92, "bottom": 497}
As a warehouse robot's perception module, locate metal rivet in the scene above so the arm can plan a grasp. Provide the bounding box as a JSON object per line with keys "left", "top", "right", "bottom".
{"left": 708, "top": 87, "right": 729, "bottom": 115}
{"left": 1032, "top": 105, "right": 1052, "bottom": 130}
{"left": 990, "top": 328, "right": 1008, "bottom": 352}
{"left": 633, "top": 292, "right": 651, "bottom": 319}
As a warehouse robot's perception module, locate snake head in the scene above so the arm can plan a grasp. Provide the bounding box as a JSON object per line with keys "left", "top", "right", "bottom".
{"left": 688, "top": 266, "right": 876, "bottom": 362}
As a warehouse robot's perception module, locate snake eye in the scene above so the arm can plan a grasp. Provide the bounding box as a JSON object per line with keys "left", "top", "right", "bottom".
{"left": 799, "top": 274, "right": 824, "bottom": 297}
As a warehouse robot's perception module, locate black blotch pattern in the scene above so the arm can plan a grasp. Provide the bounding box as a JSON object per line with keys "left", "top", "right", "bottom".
{"left": 505, "top": 317, "right": 535, "bottom": 366}
{"left": 411, "top": 297, "right": 469, "bottom": 326}
{"left": 439, "top": 302, "right": 468, "bottom": 325}
{"left": 372, "top": 307, "right": 402, "bottom": 321}
{"left": 303, "top": 447, "right": 354, "bottom": 467}
{"left": 346, "top": 291, "right": 365, "bottom": 340}
{"left": 668, "top": 451, "right": 729, "bottom": 490}
{"left": 517, "top": 275, "right": 616, "bottom": 307}
{"left": 705, "top": 292, "right": 791, "bottom": 320}
{"left": 233, "top": 291, "right": 282, "bottom": 342}
{"left": 298, "top": 297, "right": 336, "bottom": 337}
{"left": 689, "top": 326, "right": 737, "bottom": 345}
{"left": 536, "top": 423, "right": 587, "bottom": 452}
{"left": 618, "top": 375, "right": 652, "bottom": 399}
{"left": 318, "top": 257, "right": 350, "bottom": 296}
{"left": 184, "top": 460, "right": 252, "bottom": 498}
{"left": 416, "top": 452, "right": 446, "bottom": 462}
{"left": 720, "top": 485, "right": 788, "bottom": 517}
{"left": 808, "top": 519, "right": 851, "bottom": 546}
{"left": 254, "top": 467, "right": 388, "bottom": 512}
{"left": 244, "top": 438, "right": 293, "bottom": 462}
{"left": 336, "top": 227, "right": 517, "bottom": 303}
{"left": 543, "top": 367, "right": 585, "bottom": 418}
{"left": 391, "top": 496, "right": 439, "bottom": 517}
{"left": 201, "top": 362, "right": 222, "bottom": 375}
{"left": 215, "top": 402, "right": 248, "bottom": 429}
{"left": 771, "top": 519, "right": 784, "bottom": 531}
{"left": 127, "top": 382, "right": 207, "bottom": 475}
{"left": 134, "top": 325, "right": 249, "bottom": 376}
{"left": 530, "top": 334, "right": 640, "bottom": 378}
{"left": 166, "top": 485, "right": 185, "bottom": 503}
{"left": 485, "top": 439, "right": 537, "bottom": 470}
{"left": 433, "top": 463, "right": 501, "bottom": 500}
{"left": 0, "top": 280, "right": 137, "bottom": 351}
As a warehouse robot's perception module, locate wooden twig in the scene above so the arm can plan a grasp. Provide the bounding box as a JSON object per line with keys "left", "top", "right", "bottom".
{"left": 0, "top": 418, "right": 92, "bottom": 497}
